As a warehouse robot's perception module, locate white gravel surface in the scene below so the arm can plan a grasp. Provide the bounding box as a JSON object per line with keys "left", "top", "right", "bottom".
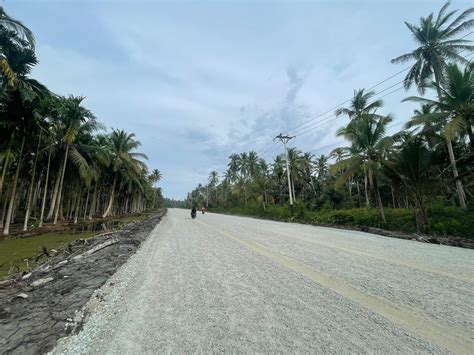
{"left": 54, "top": 209, "right": 474, "bottom": 354}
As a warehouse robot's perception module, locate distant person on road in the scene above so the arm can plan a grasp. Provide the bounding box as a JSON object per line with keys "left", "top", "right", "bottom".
{"left": 191, "top": 206, "right": 197, "bottom": 219}
{"left": 201, "top": 207, "right": 206, "bottom": 214}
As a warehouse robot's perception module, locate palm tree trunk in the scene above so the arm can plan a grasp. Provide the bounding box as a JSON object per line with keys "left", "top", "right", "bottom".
{"left": 356, "top": 180, "right": 362, "bottom": 207}
{"left": 433, "top": 71, "right": 467, "bottom": 208}
{"left": 0, "top": 131, "right": 15, "bottom": 201}
{"left": 83, "top": 185, "right": 90, "bottom": 221}
{"left": 32, "top": 174, "right": 42, "bottom": 218}
{"left": 47, "top": 173, "right": 60, "bottom": 220}
{"left": 373, "top": 176, "right": 386, "bottom": 223}
{"left": 23, "top": 131, "right": 42, "bottom": 231}
{"left": 413, "top": 194, "right": 429, "bottom": 234}
{"left": 88, "top": 182, "right": 98, "bottom": 220}
{"left": 74, "top": 188, "right": 81, "bottom": 224}
{"left": 446, "top": 137, "right": 467, "bottom": 208}
{"left": 39, "top": 145, "right": 53, "bottom": 227}
{"left": 0, "top": 194, "right": 8, "bottom": 229}
{"left": 102, "top": 176, "right": 116, "bottom": 218}
{"left": 3, "top": 136, "right": 25, "bottom": 235}
{"left": 390, "top": 183, "right": 396, "bottom": 208}
{"left": 54, "top": 144, "right": 70, "bottom": 224}
{"left": 363, "top": 166, "right": 370, "bottom": 207}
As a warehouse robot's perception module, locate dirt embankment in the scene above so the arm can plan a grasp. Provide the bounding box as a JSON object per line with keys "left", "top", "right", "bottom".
{"left": 0, "top": 210, "right": 166, "bottom": 355}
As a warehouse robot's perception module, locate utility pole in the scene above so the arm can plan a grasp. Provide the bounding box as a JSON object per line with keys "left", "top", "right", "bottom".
{"left": 274, "top": 133, "right": 295, "bottom": 212}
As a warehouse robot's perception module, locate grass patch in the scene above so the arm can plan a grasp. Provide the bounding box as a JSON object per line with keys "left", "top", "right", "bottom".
{"left": 0, "top": 213, "right": 150, "bottom": 279}
{"left": 0, "top": 230, "right": 97, "bottom": 279}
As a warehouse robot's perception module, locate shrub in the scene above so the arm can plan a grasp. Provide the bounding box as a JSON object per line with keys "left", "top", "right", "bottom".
{"left": 210, "top": 204, "right": 473, "bottom": 239}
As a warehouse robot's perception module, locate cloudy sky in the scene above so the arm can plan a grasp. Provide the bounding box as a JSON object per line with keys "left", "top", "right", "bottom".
{"left": 7, "top": 0, "right": 473, "bottom": 199}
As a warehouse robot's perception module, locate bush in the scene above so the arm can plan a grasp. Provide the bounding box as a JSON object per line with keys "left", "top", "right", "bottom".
{"left": 210, "top": 204, "right": 473, "bottom": 239}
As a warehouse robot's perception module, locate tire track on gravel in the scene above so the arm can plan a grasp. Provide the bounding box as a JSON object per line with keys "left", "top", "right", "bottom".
{"left": 197, "top": 219, "right": 474, "bottom": 354}
{"left": 218, "top": 217, "right": 473, "bottom": 283}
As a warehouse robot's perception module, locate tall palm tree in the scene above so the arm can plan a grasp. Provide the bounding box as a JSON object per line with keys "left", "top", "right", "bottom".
{"left": 332, "top": 115, "right": 394, "bottom": 221}
{"left": 391, "top": 2, "right": 473, "bottom": 92}
{"left": 50, "top": 96, "right": 97, "bottom": 224}
{"left": 246, "top": 151, "right": 260, "bottom": 178}
{"left": 227, "top": 153, "right": 241, "bottom": 181}
{"left": 406, "top": 104, "right": 443, "bottom": 148}
{"left": 287, "top": 147, "right": 303, "bottom": 201}
{"left": 392, "top": 2, "right": 473, "bottom": 208}
{"left": 404, "top": 65, "right": 473, "bottom": 147}
{"left": 384, "top": 136, "right": 438, "bottom": 233}
{"left": 315, "top": 155, "right": 329, "bottom": 181}
{"left": 0, "top": 7, "right": 35, "bottom": 87}
{"left": 335, "top": 89, "right": 383, "bottom": 120}
{"left": 102, "top": 129, "right": 147, "bottom": 218}
{"left": 208, "top": 170, "right": 219, "bottom": 206}
{"left": 299, "top": 152, "right": 316, "bottom": 199}
{"left": 0, "top": 7, "right": 35, "bottom": 49}
{"left": 404, "top": 63, "right": 473, "bottom": 207}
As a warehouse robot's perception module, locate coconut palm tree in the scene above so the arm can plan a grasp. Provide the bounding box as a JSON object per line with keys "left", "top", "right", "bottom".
{"left": 102, "top": 129, "right": 148, "bottom": 218}
{"left": 332, "top": 115, "right": 395, "bottom": 221}
{"left": 392, "top": 2, "right": 473, "bottom": 208}
{"left": 406, "top": 104, "right": 443, "bottom": 148}
{"left": 208, "top": 170, "right": 219, "bottom": 206}
{"left": 0, "top": 7, "right": 36, "bottom": 87}
{"left": 246, "top": 151, "right": 260, "bottom": 178}
{"left": 391, "top": 2, "right": 474, "bottom": 92}
{"left": 403, "top": 63, "right": 473, "bottom": 207}
{"left": 384, "top": 136, "right": 438, "bottom": 233}
{"left": 49, "top": 96, "right": 97, "bottom": 224}
{"left": 0, "top": 7, "right": 35, "bottom": 49}
{"left": 406, "top": 63, "right": 473, "bottom": 147}
{"left": 335, "top": 89, "right": 383, "bottom": 120}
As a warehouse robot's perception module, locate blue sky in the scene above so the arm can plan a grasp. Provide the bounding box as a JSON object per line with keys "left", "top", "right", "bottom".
{"left": 7, "top": 0, "right": 473, "bottom": 199}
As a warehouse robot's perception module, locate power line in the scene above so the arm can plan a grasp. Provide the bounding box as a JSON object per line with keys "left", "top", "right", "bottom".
{"left": 249, "top": 33, "right": 474, "bottom": 161}
{"left": 292, "top": 85, "right": 405, "bottom": 139}
{"left": 284, "top": 32, "right": 473, "bottom": 136}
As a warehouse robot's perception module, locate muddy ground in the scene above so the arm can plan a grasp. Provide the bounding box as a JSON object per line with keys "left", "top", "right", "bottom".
{"left": 0, "top": 210, "right": 166, "bottom": 355}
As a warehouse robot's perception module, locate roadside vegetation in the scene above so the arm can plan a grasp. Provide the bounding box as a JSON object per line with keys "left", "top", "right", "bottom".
{"left": 0, "top": 212, "right": 150, "bottom": 278}
{"left": 0, "top": 7, "right": 164, "bottom": 237}
{"left": 184, "top": 2, "right": 474, "bottom": 238}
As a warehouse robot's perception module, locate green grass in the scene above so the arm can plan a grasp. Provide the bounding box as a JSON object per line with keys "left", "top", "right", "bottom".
{"left": 0, "top": 213, "right": 150, "bottom": 279}
{"left": 0, "top": 230, "right": 97, "bottom": 279}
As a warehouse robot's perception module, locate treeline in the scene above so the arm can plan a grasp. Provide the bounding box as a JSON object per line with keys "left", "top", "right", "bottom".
{"left": 0, "top": 8, "right": 163, "bottom": 235}
{"left": 185, "top": 2, "right": 474, "bottom": 236}
{"left": 164, "top": 198, "right": 188, "bottom": 208}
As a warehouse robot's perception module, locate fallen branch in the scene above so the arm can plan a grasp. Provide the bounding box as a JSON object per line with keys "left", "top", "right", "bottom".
{"left": 72, "top": 239, "right": 118, "bottom": 261}
{"left": 30, "top": 277, "right": 54, "bottom": 288}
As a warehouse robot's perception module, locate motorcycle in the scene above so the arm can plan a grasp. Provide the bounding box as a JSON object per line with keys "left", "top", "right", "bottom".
{"left": 191, "top": 211, "right": 197, "bottom": 219}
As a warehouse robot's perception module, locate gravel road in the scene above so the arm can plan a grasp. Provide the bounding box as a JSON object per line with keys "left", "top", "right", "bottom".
{"left": 55, "top": 209, "right": 474, "bottom": 354}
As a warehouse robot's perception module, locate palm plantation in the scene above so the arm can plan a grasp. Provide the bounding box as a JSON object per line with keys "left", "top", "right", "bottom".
{"left": 0, "top": 8, "right": 163, "bottom": 236}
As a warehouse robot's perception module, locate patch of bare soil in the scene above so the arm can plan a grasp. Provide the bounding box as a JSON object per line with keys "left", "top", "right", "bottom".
{"left": 0, "top": 210, "right": 166, "bottom": 355}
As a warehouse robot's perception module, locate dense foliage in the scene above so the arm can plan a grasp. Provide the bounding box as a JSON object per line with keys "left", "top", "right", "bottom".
{"left": 185, "top": 3, "right": 474, "bottom": 237}
{"left": 0, "top": 8, "right": 163, "bottom": 235}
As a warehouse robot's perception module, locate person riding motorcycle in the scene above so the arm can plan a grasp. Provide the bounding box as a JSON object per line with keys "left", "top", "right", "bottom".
{"left": 191, "top": 206, "right": 197, "bottom": 219}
